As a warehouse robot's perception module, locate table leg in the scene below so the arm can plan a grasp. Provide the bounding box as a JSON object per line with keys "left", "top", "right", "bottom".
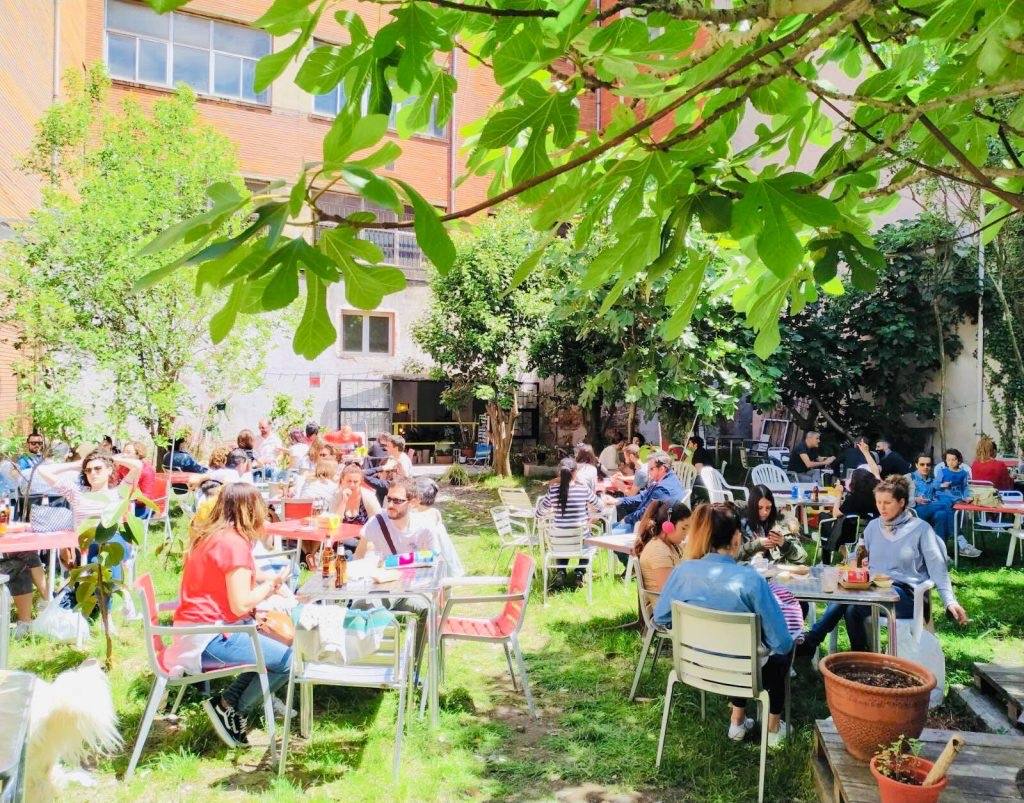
{"left": 428, "top": 593, "right": 439, "bottom": 727}
{"left": 0, "top": 580, "right": 9, "bottom": 669}
{"left": 1006, "top": 514, "right": 1021, "bottom": 568}
{"left": 885, "top": 603, "right": 898, "bottom": 656}
{"left": 47, "top": 548, "right": 57, "bottom": 600}
{"left": 953, "top": 510, "right": 960, "bottom": 569}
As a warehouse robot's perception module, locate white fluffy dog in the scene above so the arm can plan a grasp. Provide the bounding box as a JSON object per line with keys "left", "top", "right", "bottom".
{"left": 26, "top": 658, "right": 121, "bottom": 800}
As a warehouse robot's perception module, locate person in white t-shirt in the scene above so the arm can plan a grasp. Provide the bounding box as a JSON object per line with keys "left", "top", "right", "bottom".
{"left": 355, "top": 478, "right": 439, "bottom": 557}
{"left": 206, "top": 449, "right": 255, "bottom": 486}
{"left": 384, "top": 434, "right": 414, "bottom": 479}
{"left": 286, "top": 429, "right": 311, "bottom": 471}
{"left": 254, "top": 419, "right": 284, "bottom": 478}
{"left": 598, "top": 433, "right": 625, "bottom": 473}
{"left": 412, "top": 477, "right": 463, "bottom": 577}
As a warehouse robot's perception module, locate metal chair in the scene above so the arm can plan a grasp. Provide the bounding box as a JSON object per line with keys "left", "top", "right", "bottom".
{"left": 491, "top": 506, "right": 537, "bottom": 572}
{"left": 438, "top": 552, "right": 538, "bottom": 717}
{"left": 750, "top": 464, "right": 798, "bottom": 487}
{"left": 497, "top": 487, "right": 536, "bottom": 542}
{"left": 698, "top": 467, "right": 749, "bottom": 504}
{"left": 826, "top": 580, "right": 935, "bottom": 656}
{"left": 541, "top": 524, "right": 597, "bottom": 604}
{"left": 629, "top": 581, "right": 671, "bottom": 701}
{"left": 811, "top": 515, "right": 862, "bottom": 565}
{"left": 466, "top": 443, "right": 492, "bottom": 466}
{"left": 126, "top": 574, "right": 276, "bottom": 780}
{"left": 282, "top": 498, "right": 315, "bottom": 520}
{"left": 279, "top": 608, "right": 416, "bottom": 780}
{"left": 739, "top": 446, "right": 770, "bottom": 486}
{"left": 142, "top": 473, "right": 172, "bottom": 550}
{"left": 254, "top": 545, "right": 302, "bottom": 590}
{"left": 656, "top": 601, "right": 792, "bottom": 803}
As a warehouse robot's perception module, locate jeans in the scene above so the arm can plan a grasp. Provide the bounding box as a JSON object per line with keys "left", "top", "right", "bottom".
{"left": 730, "top": 651, "right": 791, "bottom": 715}
{"left": 202, "top": 630, "right": 292, "bottom": 713}
{"left": 86, "top": 532, "right": 132, "bottom": 582}
{"left": 805, "top": 583, "right": 922, "bottom": 652}
{"left": 915, "top": 500, "right": 953, "bottom": 540}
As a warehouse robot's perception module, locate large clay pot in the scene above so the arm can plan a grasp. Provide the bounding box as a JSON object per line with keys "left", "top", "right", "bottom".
{"left": 870, "top": 755, "right": 948, "bottom": 803}
{"left": 819, "top": 652, "right": 935, "bottom": 761}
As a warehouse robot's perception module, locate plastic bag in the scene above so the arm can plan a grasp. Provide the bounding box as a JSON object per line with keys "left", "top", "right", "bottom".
{"left": 34, "top": 586, "right": 90, "bottom": 646}
{"left": 894, "top": 619, "right": 945, "bottom": 708}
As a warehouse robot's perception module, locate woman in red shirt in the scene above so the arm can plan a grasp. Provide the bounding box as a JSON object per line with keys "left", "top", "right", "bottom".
{"left": 972, "top": 436, "right": 1013, "bottom": 491}
{"left": 170, "top": 483, "right": 291, "bottom": 748}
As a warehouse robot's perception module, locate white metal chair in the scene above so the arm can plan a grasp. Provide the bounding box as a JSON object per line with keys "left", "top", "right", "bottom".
{"left": 698, "top": 467, "right": 749, "bottom": 504}
{"left": 491, "top": 506, "right": 537, "bottom": 572}
{"left": 656, "top": 601, "right": 791, "bottom": 803}
{"left": 750, "top": 464, "right": 798, "bottom": 487}
{"left": 278, "top": 608, "right": 417, "bottom": 780}
{"left": 629, "top": 581, "right": 671, "bottom": 701}
{"left": 825, "top": 580, "right": 935, "bottom": 656}
{"left": 541, "top": 524, "right": 598, "bottom": 604}
{"left": 127, "top": 574, "right": 276, "bottom": 780}
{"left": 498, "top": 486, "right": 536, "bottom": 537}
{"left": 811, "top": 514, "right": 862, "bottom": 565}
{"left": 254, "top": 545, "right": 302, "bottom": 591}
{"left": 438, "top": 552, "right": 538, "bottom": 716}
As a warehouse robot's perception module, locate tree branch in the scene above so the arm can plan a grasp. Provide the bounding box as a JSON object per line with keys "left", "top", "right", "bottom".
{"left": 317, "top": 0, "right": 862, "bottom": 230}
{"left": 852, "top": 20, "right": 1024, "bottom": 213}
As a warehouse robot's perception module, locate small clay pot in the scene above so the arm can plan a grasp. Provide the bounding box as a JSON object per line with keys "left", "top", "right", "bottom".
{"left": 870, "top": 755, "right": 947, "bottom": 803}
{"left": 820, "top": 652, "right": 935, "bottom": 761}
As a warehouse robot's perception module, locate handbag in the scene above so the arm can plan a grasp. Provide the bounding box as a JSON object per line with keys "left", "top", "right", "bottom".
{"left": 969, "top": 485, "right": 1000, "bottom": 507}
{"left": 29, "top": 501, "right": 73, "bottom": 532}
{"left": 257, "top": 609, "right": 295, "bottom": 646}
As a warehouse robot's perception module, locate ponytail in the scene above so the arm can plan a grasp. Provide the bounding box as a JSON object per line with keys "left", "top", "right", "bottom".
{"left": 556, "top": 457, "right": 577, "bottom": 515}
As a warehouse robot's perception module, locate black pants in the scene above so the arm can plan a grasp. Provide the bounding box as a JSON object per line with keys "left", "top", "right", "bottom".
{"left": 729, "top": 652, "right": 790, "bottom": 716}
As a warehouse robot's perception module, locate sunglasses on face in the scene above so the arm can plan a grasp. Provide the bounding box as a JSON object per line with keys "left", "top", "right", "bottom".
{"left": 28, "top": 441, "right": 43, "bottom": 447}
{"left": 918, "top": 462, "right": 932, "bottom": 467}
{"left": 385, "top": 496, "right": 408, "bottom": 505}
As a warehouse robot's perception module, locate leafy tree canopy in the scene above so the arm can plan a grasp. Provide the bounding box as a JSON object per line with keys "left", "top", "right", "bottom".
{"left": 139, "top": 0, "right": 1024, "bottom": 358}
{"left": 0, "top": 67, "right": 277, "bottom": 440}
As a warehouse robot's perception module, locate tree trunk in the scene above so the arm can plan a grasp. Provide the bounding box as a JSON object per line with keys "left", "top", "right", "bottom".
{"left": 626, "top": 402, "right": 638, "bottom": 442}
{"left": 588, "top": 391, "right": 603, "bottom": 448}
{"left": 932, "top": 299, "right": 947, "bottom": 452}
{"left": 487, "top": 398, "right": 518, "bottom": 477}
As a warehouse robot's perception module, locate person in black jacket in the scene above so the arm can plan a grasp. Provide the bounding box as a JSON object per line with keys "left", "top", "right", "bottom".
{"left": 875, "top": 437, "right": 911, "bottom": 477}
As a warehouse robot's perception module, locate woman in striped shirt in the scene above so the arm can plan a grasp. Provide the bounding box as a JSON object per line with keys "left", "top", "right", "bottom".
{"left": 535, "top": 458, "right": 603, "bottom": 589}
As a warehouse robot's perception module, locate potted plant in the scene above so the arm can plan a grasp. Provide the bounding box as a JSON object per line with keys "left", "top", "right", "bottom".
{"left": 819, "top": 652, "right": 935, "bottom": 761}
{"left": 435, "top": 441, "right": 454, "bottom": 465}
{"left": 870, "top": 736, "right": 947, "bottom": 803}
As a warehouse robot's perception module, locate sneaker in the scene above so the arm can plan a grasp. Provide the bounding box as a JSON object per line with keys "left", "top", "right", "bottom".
{"left": 958, "top": 542, "right": 982, "bottom": 558}
{"left": 728, "top": 717, "right": 755, "bottom": 741}
{"left": 203, "top": 699, "right": 247, "bottom": 748}
{"left": 767, "top": 721, "right": 790, "bottom": 749}
{"left": 13, "top": 621, "right": 32, "bottom": 639}
{"left": 272, "top": 696, "right": 297, "bottom": 719}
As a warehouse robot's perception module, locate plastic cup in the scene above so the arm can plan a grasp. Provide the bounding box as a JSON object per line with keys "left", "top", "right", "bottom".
{"left": 821, "top": 567, "right": 839, "bottom": 593}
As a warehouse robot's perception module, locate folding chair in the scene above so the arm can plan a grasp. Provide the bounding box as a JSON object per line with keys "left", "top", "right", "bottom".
{"left": 142, "top": 473, "right": 171, "bottom": 550}
{"left": 126, "top": 574, "right": 276, "bottom": 780}
{"left": 466, "top": 444, "right": 492, "bottom": 466}
{"left": 438, "top": 552, "right": 538, "bottom": 717}
{"left": 656, "top": 601, "right": 792, "bottom": 803}
{"left": 278, "top": 609, "right": 416, "bottom": 780}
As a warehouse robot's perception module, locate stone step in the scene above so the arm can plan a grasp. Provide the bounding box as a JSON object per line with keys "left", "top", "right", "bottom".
{"left": 952, "top": 684, "right": 1024, "bottom": 740}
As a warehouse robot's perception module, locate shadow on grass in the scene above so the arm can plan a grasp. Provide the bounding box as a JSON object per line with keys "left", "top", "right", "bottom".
{"left": 13, "top": 642, "right": 91, "bottom": 678}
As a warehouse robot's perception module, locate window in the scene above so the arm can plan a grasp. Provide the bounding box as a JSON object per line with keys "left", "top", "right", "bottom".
{"left": 105, "top": 0, "right": 270, "bottom": 104}
{"left": 315, "top": 193, "right": 426, "bottom": 274}
{"left": 311, "top": 68, "right": 447, "bottom": 138}
{"left": 340, "top": 312, "right": 393, "bottom": 354}
{"left": 389, "top": 95, "right": 447, "bottom": 138}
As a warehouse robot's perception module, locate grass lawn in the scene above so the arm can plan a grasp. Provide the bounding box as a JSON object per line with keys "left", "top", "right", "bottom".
{"left": 8, "top": 480, "right": 1023, "bottom": 802}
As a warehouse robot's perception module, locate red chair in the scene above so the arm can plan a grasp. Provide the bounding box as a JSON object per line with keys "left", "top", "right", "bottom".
{"left": 283, "top": 499, "right": 315, "bottom": 520}
{"left": 125, "top": 574, "right": 276, "bottom": 779}
{"left": 142, "top": 473, "right": 171, "bottom": 550}
{"left": 438, "top": 552, "right": 538, "bottom": 717}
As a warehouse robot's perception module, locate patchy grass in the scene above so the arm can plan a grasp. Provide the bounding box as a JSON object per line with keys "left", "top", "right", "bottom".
{"left": 8, "top": 485, "right": 1021, "bottom": 802}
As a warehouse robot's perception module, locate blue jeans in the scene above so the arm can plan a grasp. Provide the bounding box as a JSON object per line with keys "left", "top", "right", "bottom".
{"left": 805, "top": 584, "right": 920, "bottom": 652}
{"left": 915, "top": 500, "right": 953, "bottom": 539}
{"left": 202, "top": 630, "right": 292, "bottom": 713}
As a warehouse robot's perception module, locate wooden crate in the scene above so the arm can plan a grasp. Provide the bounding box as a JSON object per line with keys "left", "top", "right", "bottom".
{"left": 974, "top": 663, "right": 1024, "bottom": 724}
{"left": 812, "top": 719, "right": 1024, "bottom": 802}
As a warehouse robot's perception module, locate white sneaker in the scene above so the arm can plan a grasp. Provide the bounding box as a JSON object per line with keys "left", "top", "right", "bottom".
{"left": 958, "top": 542, "right": 982, "bottom": 558}
{"left": 728, "top": 717, "right": 755, "bottom": 741}
{"left": 13, "top": 621, "right": 32, "bottom": 639}
{"left": 767, "top": 721, "right": 790, "bottom": 749}
{"left": 272, "top": 696, "right": 297, "bottom": 718}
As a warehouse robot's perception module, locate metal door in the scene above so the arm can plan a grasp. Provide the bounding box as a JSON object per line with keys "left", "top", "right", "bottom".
{"left": 337, "top": 378, "right": 392, "bottom": 435}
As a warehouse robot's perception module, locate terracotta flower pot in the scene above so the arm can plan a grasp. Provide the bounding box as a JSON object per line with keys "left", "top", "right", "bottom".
{"left": 819, "top": 652, "right": 935, "bottom": 761}
{"left": 870, "top": 755, "right": 947, "bottom": 803}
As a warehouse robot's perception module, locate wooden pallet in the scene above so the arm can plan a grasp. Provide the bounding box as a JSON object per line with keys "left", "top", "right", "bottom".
{"left": 812, "top": 719, "right": 1024, "bottom": 802}
{"left": 974, "top": 663, "right": 1024, "bottom": 725}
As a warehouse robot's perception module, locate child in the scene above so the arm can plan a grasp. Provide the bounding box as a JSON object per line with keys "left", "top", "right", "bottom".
{"left": 768, "top": 581, "right": 805, "bottom": 643}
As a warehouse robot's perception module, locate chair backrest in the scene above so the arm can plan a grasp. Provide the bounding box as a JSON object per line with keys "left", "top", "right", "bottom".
{"left": 999, "top": 490, "right": 1023, "bottom": 503}
{"left": 670, "top": 600, "right": 761, "bottom": 700}
{"left": 490, "top": 506, "right": 514, "bottom": 538}
{"left": 636, "top": 573, "right": 662, "bottom": 633}
{"left": 698, "top": 467, "right": 734, "bottom": 503}
{"left": 149, "top": 473, "right": 170, "bottom": 518}
{"left": 676, "top": 462, "right": 698, "bottom": 490}
{"left": 498, "top": 488, "right": 532, "bottom": 510}
{"left": 474, "top": 443, "right": 492, "bottom": 459}
{"left": 135, "top": 574, "right": 167, "bottom": 673}
{"left": 283, "top": 498, "right": 315, "bottom": 520}
{"left": 493, "top": 552, "right": 536, "bottom": 637}
{"left": 543, "top": 525, "right": 588, "bottom": 556}
{"left": 751, "top": 464, "right": 790, "bottom": 487}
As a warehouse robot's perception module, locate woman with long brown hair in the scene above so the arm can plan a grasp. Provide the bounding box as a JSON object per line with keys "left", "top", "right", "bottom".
{"left": 166, "top": 483, "right": 291, "bottom": 749}
{"left": 634, "top": 500, "right": 691, "bottom": 595}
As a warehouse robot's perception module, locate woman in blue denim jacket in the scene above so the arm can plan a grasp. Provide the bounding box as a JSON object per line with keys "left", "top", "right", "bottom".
{"left": 933, "top": 448, "right": 980, "bottom": 557}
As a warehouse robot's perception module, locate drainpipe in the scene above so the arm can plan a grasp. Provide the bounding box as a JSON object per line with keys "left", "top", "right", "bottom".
{"left": 447, "top": 48, "right": 457, "bottom": 216}
{"left": 977, "top": 197, "right": 985, "bottom": 437}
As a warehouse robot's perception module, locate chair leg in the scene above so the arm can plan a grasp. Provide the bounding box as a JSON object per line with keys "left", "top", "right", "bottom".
{"left": 300, "top": 682, "right": 313, "bottom": 739}
{"left": 393, "top": 679, "right": 407, "bottom": 780}
{"left": 700, "top": 689, "right": 706, "bottom": 720}
{"left": 542, "top": 562, "right": 549, "bottom": 605}
{"left": 278, "top": 666, "right": 296, "bottom": 777}
{"left": 649, "top": 637, "right": 666, "bottom": 673}
{"left": 168, "top": 685, "right": 187, "bottom": 715}
{"left": 503, "top": 641, "right": 519, "bottom": 691}
{"left": 511, "top": 636, "right": 537, "bottom": 718}
{"left": 125, "top": 675, "right": 167, "bottom": 780}
{"left": 629, "top": 627, "right": 655, "bottom": 701}
{"left": 586, "top": 562, "right": 593, "bottom": 605}
{"left": 757, "top": 690, "right": 770, "bottom": 803}
{"left": 491, "top": 545, "right": 509, "bottom": 576}
{"left": 655, "top": 670, "right": 677, "bottom": 768}
{"left": 258, "top": 666, "right": 277, "bottom": 764}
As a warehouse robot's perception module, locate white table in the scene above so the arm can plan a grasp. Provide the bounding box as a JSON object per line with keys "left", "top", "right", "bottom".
{"left": 953, "top": 500, "right": 1024, "bottom": 568}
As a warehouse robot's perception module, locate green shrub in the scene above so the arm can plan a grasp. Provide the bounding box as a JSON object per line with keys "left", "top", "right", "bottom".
{"left": 442, "top": 464, "right": 471, "bottom": 486}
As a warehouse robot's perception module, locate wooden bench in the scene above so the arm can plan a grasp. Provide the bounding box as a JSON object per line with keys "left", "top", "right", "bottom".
{"left": 974, "top": 663, "right": 1024, "bottom": 725}
{"left": 812, "top": 719, "right": 1024, "bottom": 802}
